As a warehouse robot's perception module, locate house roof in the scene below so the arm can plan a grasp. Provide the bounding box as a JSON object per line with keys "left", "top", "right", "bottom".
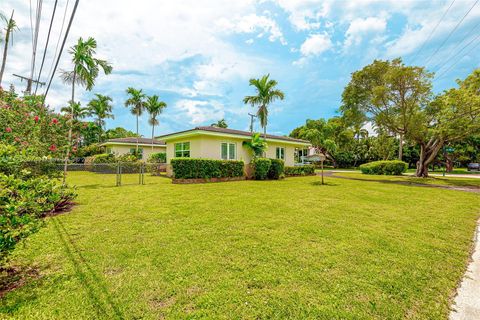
{"left": 102, "top": 137, "right": 166, "bottom": 146}
{"left": 157, "top": 126, "right": 310, "bottom": 145}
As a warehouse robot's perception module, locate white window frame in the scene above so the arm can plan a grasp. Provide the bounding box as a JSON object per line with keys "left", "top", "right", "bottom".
{"left": 276, "top": 147, "right": 285, "bottom": 160}
{"left": 174, "top": 142, "right": 190, "bottom": 158}
{"left": 221, "top": 142, "right": 236, "bottom": 160}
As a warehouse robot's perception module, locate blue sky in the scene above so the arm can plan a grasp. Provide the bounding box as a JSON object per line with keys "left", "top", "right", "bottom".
{"left": 3, "top": 0, "right": 480, "bottom": 137}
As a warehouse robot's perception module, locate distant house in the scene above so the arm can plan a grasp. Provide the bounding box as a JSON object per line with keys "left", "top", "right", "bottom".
{"left": 101, "top": 137, "right": 166, "bottom": 160}
{"left": 157, "top": 126, "right": 311, "bottom": 174}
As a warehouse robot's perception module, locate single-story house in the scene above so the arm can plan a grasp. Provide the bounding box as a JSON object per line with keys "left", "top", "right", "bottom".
{"left": 101, "top": 137, "right": 166, "bottom": 160}
{"left": 156, "top": 126, "right": 311, "bottom": 175}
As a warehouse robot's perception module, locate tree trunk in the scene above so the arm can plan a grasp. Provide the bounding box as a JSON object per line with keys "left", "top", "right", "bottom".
{"left": 263, "top": 125, "right": 267, "bottom": 157}
{"left": 62, "top": 70, "right": 76, "bottom": 185}
{"left": 446, "top": 154, "right": 453, "bottom": 172}
{"left": 136, "top": 114, "right": 139, "bottom": 154}
{"left": 151, "top": 124, "right": 155, "bottom": 151}
{"left": 415, "top": 139, "right": 444, "bottom": 178}
{"left": 0, "top": 11, "right": 14, "bottom": 87}
{"left": 398, "top": 133, "right": 403, "bottom": 161}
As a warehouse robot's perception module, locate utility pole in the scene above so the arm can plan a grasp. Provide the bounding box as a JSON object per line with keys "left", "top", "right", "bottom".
{"left": 12, "top": 74, "right": 45, "bottom": 94}
{"left": 248, "top": 113, "right": 257, "bottom": 133}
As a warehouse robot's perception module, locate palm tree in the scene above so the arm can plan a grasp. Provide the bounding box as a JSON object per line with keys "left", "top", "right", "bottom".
{"left": 60, "top": 37, "right": 112, "bottom": 184}
{"left": 61, "top": 101, "right": 89, "bottom": 121}
{"left": 0, "top": 10, "right": 18, "bottom": 87}
{"left": 243, "top": 74, "right": 285, "bottom": 141}
{"left": 124, "top": 87, "right": 146, "bottom": 153}
{"left": 87, "top": 93, "right": 114, "bottom": 142}
{"left": 145, "top": 95, "right": 167, "bottom": 150}
{"left": 242, "top": 133, "right": 267, "bottom": 159}
{"left": 211, "top": 119, "right": 228, "bottom": 128}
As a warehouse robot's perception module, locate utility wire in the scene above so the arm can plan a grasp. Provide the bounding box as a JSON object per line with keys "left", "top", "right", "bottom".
{"left": 34, "top": 0, "right": 58, "bottom": 95}
{"left": 410, "top": 0, "right": 456, "bottom": 64}
{"left": 424, "top": 0, "right": 479, "bottom": 66}
{"left": 434, "top": 39, "right": 480, "bottom": 82}
{"left": 46, "top": 0, "right": 70, "bottom": 85}
{"left": 435, "top": 32, "right": 480, "bottom": 76}
{"left": 29, "top": 0, "right": 43, "bottom": 91}
{"left": 43, "top": 0, "right": 80, "bottom": 102}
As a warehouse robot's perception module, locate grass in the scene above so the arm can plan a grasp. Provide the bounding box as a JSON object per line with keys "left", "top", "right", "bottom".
{"left": 333, "top": 171, "right": 480, "bottom": 188}
{"left": 1, "top": 172, "right": 479, "bottom": 319}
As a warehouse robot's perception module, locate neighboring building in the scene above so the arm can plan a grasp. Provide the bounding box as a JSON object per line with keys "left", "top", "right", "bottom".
{"left": 101, "top": 137, "right": 166, "bottom": 160}
{"left": 157, "top": 126, "right": 311, "bottom": 175}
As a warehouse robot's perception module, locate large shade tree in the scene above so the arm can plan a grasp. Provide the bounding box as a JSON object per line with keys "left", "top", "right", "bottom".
{"left": 243, "top": 74, "right": 285, "bottom": 140}
{"left": 124, "top": 87, "right": 146, "bottom": 153}
{"left": 87, "top": 93, "right": 114, "bottom": 142}
{"left": 60, "top": 37, "right": 112, "bottom": 183}
{"left": 341, "top": 58, "right": 432, "bottom": 160}
{"left": 408, "top": 69, "right": 480, "bottom": 177}
{"left": 145, "top": 95, "right": 167, "bottom": 150}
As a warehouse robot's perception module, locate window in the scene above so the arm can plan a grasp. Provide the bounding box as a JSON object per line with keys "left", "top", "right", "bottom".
{"left": 276, "top": 147, "right": 285, "bottom": 160}
{"left": 175, "top": 142, "right": 190, "bottom": 157}
{"left": 221, "top": 143, "right": 236, "bottom": 160}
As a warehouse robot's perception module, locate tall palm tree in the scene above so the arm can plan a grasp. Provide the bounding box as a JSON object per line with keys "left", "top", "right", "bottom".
{"left": 124, "top": 87, "right": 146, "bottom": 153}
{"left": 60, "top": 37, "right": 112, "bottom": 184}
{"left": 87, "top": 93, "right": 114, "bottom": 142}
{"left": 0, "top": 10, "right": 17, "bottom": 87}
{"left": 145, "top": 95, "right": 167, "bottom": 150}
{"left": 61, "top": 101, "right": 89, "bottom": 121}
{"left": 243, "top": 74, "right": 285, "bottom": 141}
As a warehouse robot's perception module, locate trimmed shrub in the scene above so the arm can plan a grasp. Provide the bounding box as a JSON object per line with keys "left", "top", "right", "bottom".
{"left": 360, "top": 160, "right": 408, "bottom": 175}
{"left": 268, "top": 158, "right": 285, "bottom": 180}
{"left": 284, "top": 165, "right": 315, "bottom": 176}
{"left": 171, "top": 158, "right": 244, "bottom": 179}
{"left": 253, "top": 158, "right": 271, "bottom": 180}
{"left": 148, "top": 152, "right": 166, "bottom": 163}
{"left": 92, "top": 153, "right": 116, "bottom": 163}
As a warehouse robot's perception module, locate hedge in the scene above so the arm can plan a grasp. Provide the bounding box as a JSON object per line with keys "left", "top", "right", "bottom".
{"left": 360, "top": 160, "right": 408, "bottom": 175}
{"left": 148, "top": 152, "right": 166, "bottom": 163}
{"left": 253, "top": 158, "right": 271, "bottom": 180}
{"left": 284, "top": 165, "right": 315, "bottom": 176}
{"left": 171, "top": 158, "right": 244, "bottom": 179}
{"left": 268, "top": 158, "right": 285, "bottom": 179}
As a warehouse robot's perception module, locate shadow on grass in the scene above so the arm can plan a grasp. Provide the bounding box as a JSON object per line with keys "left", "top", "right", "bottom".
{"left": 52, "top": 218, "right": 125, "bottom": 319}
{"left": 310, "top": 181, "right": 339, "bottom": 186}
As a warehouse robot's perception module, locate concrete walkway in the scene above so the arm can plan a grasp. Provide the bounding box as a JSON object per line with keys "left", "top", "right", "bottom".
{"left": 450, "top": 221, "right": 480, "bottom": 320}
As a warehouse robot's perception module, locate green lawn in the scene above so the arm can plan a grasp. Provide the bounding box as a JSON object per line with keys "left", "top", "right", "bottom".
{"left": 1, "top": 172, "right": 479, "bottom": 319}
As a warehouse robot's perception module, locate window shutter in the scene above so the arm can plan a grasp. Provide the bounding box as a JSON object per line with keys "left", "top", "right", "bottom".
{"left": 221, "top": 143, "right": 228, "bottom": 160}
{"left": 229, "top": 143, "right": 235, "bottom": 160}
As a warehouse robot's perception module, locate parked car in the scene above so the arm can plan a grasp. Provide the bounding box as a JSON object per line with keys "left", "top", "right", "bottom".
{"left": 467, "top": 163, "right": 480, "bottom": 171}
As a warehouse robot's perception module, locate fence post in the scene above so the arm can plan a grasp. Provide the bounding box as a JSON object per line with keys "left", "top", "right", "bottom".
{"left": 116, "top": 162, "right": 120, "bottom": 186}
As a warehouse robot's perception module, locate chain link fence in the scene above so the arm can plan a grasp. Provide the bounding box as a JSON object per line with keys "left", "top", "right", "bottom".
{"left": 20, "top": 160, "right": 168, "bottom": 187}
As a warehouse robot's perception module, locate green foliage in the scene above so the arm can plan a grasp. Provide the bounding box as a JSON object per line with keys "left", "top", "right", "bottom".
{"left": 360, "top": 160, "right": 408, "bottom": 175}
{"left": 92, "top": 153, "right": 115, "bottom": 163}
{"left": 242, "top": 133, "right": 267, "bottom": 159}
{"left": 252, "top": 158, "right": 271, "bottom": 180}
{"left": 148, "top": 152, "right": 166, "bottom": 163}
{"left": 211, "top": 119, "right": 228, "bottom": 128}
{"left": 0, "top": 89, "right": 69, "bottom": 157}
{"left": 284, "top": 165, "right": 315, "bottom": 176}
{"left": 268, "top": 158, "right": 284, "bottom": 180}
{"left": 104, "top": 127, "right": 139, "bottom": 139}
{"left": 76, "top": 143, "right": 103, "bottom": 158}
{"left": 171, "top": 158, "right": 244, "bottom": 179}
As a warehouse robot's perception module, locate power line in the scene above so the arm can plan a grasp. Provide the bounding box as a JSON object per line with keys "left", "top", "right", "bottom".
{"left": 434, "top": 32, "right": 480, "bottom": 76}
{"left": 410, "top": 0, "right": 456, "bottom": 64}
{"left": 34, "top": 0, "right": 58, "bottom": 95}
{"left": 46, "top": 0, "right": 70, "bottom": 89}
{"left": 424, "top": 0, "right": 479, "bottom": 67}
{"left": 28, "top": 0, "right": 43, "bottom": 93}
{"left": 43, "top": 0, "right": 80, "bottom": 102}
{"left": 434, "top": 39, "right": 480, "bottom": 82}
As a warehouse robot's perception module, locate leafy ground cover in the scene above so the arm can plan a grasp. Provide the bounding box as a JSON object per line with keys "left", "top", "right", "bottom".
{"left": 1, "top": 172, "right": 479, "bottom": 319}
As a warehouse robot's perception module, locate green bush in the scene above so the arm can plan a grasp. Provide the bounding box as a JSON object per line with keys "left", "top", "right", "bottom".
{"left": 360, "top": 160, "right": 408, "bottom": 175}
{"left": 284, "top": 165, "right": 315, "bottom": 176}
{"left": 253, "top": 158, "right": 271, "bottom": 180}
{"left": 172, "top": 158, "right": 244, "bottom": 179}
{"left": 268, "top": 158, "right": 285, "bottom": 180}
{"left": 148, "top": 152, "right": 166, "bottom": 163}
{"left": 92, "top": 153, "right": 116, "bottom": 163}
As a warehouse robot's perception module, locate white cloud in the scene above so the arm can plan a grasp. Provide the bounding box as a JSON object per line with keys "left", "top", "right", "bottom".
{"left": 344, "top": 17, "right": 387, "bottom": 48}
{"left": 216, "top": 14, "right": 287, "bottom": 45}
{"left": 300, "top": 33, "right": 332, "bottom": 57}
{"left": 175, "top": 99, "right": 224, "bottom": 125}
{"left": 273, "top": 0, "right": 329, "bottom": 30}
